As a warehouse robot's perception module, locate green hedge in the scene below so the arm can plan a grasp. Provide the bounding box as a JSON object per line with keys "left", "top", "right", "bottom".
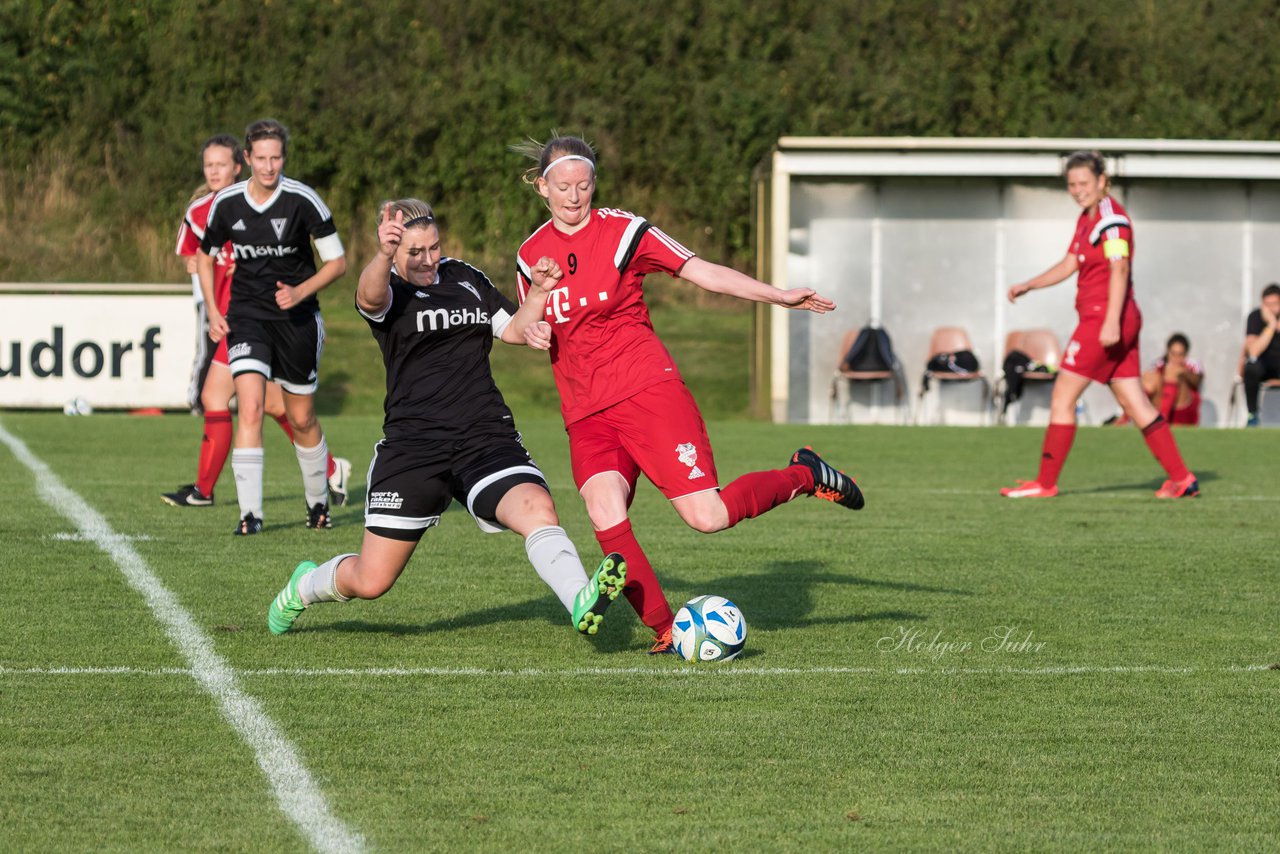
{"left": 4, "top": 0, "right": 1280, "bottom": 278}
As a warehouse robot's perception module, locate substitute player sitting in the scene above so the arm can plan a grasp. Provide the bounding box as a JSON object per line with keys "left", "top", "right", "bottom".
{"left": 514, "top": 135, "right": 863, "bottom": 655}
{"left": 1002, "top": 150, "right": 1197, "bottom": 498}
{"left": 198, "top": 119, "right": 346, "bottom": 534}
{"left": 267, "top": 200, "right": 626, "bottom": 637}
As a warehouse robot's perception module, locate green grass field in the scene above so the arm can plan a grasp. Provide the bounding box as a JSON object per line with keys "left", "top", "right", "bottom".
{"left": 2, "top": 413, "right": 1278, "bottom": 852}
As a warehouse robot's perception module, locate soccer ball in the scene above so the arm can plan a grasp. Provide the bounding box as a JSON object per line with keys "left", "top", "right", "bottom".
{"left": 672, "top": 595, "right": 747, "bottom": 662}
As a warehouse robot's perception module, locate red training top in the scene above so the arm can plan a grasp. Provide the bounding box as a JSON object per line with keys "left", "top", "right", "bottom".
{"left": 516, "top": 208, "right": 695, "bottom": 425}
{"left": 1069, "top": 195, "right": 1136, "bottom": 319}
{"left": 175, "top": 190, "right": 235, "bottom": 313}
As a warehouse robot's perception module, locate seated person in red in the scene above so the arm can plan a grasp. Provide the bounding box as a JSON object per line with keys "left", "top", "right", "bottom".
{"left": 1142, "top": 333, "right": 1201, "bottom": 425}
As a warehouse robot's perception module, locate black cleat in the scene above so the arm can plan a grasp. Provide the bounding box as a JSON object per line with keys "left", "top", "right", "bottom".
{"left": 234, "top": 513, "right": 264, "bottom": 536}
{"left": 791, "top": 446, "right": 865, "bottom": 510}
{"left": 161, "top": 484, "right": 213, "bottom": 507}
{"left": 306, "top": 503, "right": 332, "bottom": 530}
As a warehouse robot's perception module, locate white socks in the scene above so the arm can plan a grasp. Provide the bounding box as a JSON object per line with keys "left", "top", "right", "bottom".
{"left": 295, "top": 437, "right": 330, "bottom": 508}
{"left": 231, "top": 447, "right": 264, "bottom": 519}
{"left": 298, "top": 553, "right": 356, "bottom": 605}
{"left": 524, "top": 525, "right": 590, "bottom": 612}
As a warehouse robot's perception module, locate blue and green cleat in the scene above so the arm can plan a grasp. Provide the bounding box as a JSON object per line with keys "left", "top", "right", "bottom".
{"left": 267, "top": 561, "right": 315, "bottom": 635}
{"left": 572, "top": 553, "right": 627, "bottom": 635}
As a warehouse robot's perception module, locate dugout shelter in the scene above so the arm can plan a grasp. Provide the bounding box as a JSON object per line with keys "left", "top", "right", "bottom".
{"left": 753, "top": 137, "right": 1280, "bottom": 427}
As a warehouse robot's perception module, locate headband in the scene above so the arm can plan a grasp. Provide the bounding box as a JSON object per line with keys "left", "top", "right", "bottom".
{"left": 403, "top": 215, "right": 435, "bottom": 229}
{"left": 541, "top": 154, "right": 595, "bottom": 178}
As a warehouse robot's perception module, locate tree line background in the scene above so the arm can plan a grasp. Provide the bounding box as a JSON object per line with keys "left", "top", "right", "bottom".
{"left": 4, "top": 0, "right": 1280, "bottom": 285}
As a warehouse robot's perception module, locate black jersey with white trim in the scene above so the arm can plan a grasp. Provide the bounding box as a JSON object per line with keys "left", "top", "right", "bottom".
{"left": 360, "top": 259, "right": 520, "bottom": 441}
{"left": 201, "top": 177, "right": 341, "bottom": 320}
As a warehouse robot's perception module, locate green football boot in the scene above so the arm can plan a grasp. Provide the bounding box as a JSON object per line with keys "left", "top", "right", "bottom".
{"left": 267, "top": 561, "right": 315, "bottom": 635}
{"left": 571, "top": 553, "right": 627, "bottom": 635}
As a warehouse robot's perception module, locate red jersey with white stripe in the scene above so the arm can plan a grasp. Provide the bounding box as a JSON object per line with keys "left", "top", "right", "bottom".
{"left": 1068, "top": 195, "right": 1136, "bottom": 318}
{"left": 175, "top": 190, "right": 234, "bottom": 313}
{"left": 516, "top": 208, "right": 695, "bottom": 425}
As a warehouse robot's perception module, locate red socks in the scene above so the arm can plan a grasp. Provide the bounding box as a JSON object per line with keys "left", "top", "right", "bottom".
{"left": 594, "top": 519, "right": 673, "bottom": 632}
{"left": 1035, "top": 423, "right": 1076, "bottom": 489}
{"left": 1142, "top": 416, "right": 1190, "bottom": 481}
{"left": 720, "top": 466, "right": 812, "bottom": 528}
{"left": 1159, "top": 382, "right": 1179, "bottom": 422}
{"left": 196, "top": 410, "right": 233, "bottom": 496}
{"left": 273, "top": 413, "right": 336, "bottom": 477}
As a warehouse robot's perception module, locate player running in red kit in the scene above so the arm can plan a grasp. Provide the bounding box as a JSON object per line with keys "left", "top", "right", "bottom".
{"left": 1002, "top": 150, "right": 1197, "bottom": 499}
{"left": 514, "top": 135, "right": 863, "bottom": 654}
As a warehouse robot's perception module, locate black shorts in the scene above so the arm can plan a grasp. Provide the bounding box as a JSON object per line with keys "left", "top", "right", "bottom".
{"left": 226, "top": 310, "right": 324, "bottom": 394}
{"left": 364, "top": 431, "right": 548, "bottom": 542}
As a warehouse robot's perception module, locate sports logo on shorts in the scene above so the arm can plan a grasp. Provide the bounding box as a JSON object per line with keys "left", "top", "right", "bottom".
{"left": 368, "top": 491, "right": 404, "bottom": 510}
{"left": 1064, "top": 339, "right": 1081, "bottom": 366}
{"left": 676, "top": 442, "right": 697, "bottom": 467}
{"left": 227, "top": 342, "right": 251, "bottom": 360}
{"left": 271, "top": 218, "right": 288, "bottom": 240}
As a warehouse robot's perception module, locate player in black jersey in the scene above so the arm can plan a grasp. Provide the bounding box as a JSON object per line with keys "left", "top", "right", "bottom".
{"left": 266, "top": 199, "right": 627, "bottom": 638}
{"left": 199, "top": 119, "right": 347, "bottom": 535}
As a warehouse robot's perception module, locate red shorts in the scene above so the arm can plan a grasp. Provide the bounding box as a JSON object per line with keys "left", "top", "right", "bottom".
{"left": 1062, "top": 308, "right": 1142, "bottom": 384}
{"left": 566, "top": 380, "right": 719, "bottom": 501}
{"left": 1169, "top": 398, "right": 1200, "bottom": 425}
{"left": 212, "top": 337, "right": 229, "bottom": 366}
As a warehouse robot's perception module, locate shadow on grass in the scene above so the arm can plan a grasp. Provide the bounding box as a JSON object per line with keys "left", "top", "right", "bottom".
{"left": 300, "top": 558, "right": 966, "bottom": 649}
{"left": 1064, "top": 468, "right": 1218, "bottom": 495}
{"left": 655, "top": 559, "right": 964, "bottom": 632}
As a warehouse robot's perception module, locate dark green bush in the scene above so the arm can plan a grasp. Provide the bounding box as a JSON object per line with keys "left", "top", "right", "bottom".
{"left": 4, "top": 0, "right": 1280, "bottom": 279}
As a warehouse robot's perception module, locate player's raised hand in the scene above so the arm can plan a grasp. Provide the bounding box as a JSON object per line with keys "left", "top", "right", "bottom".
{"left": 780, "top": 288, "right": 836, "bottom": 314}
{"left": 524, "top": 320, "right": 553, "bottom": 351}
{"left": 378, "top": 205, "right": 404, "bottom": 258}
{"left": 529, "top": 256, "right": 563, "bottom": 292}
{"left": 275, "top": 281, "right": 301, "bottom": 310}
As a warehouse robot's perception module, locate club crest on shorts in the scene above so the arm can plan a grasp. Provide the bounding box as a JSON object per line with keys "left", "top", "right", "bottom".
{"left": 676, "top": 442, "right": 697, "bottom": 467}
{"left": 1064, "top": 339, "right": 1081, "bottom": 366}
{"left": 676, "top": 442, "right": 705, "bottom": 479}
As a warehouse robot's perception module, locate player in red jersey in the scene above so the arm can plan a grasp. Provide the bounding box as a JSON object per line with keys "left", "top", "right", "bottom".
{"left": 514, "top": 135, "right": 864, "bottom": 654}
{"left": 162, "top": 135, "right": 352, "bottom": 509}
{"left": 1002, "top": 150, "right": 1197, "bottom": 499}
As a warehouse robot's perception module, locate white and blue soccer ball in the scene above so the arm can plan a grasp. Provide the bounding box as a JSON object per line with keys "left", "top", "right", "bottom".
{"left": 672, "top": 595, "right": 747, "bottom": 662}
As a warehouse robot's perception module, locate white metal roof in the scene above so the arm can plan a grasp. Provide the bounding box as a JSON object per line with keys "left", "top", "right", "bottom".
{"left": 771, "top": 137, "right": 1280, "bottom": 180}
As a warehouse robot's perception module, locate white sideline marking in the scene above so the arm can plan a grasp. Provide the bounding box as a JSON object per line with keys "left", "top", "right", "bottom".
{"left": 51, "top": 531, "right": 153, "bottom": 542}
{"left": 0, "top": 422, "right": 363, "bottom": 854}
{"left": 900, "top": 487, "right": 1279, "bottom": 502}
{"left": 1, "top": 664, "right": 1272, "bottom": 678}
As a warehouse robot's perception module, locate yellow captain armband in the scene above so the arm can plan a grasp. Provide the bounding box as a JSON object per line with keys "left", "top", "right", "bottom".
{"left": 1103, "top": 238, "right": 1130, "bottom": 259}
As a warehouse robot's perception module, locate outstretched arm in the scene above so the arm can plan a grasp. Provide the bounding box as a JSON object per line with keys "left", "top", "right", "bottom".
{"left": 677, "top": 257, "right": 835, "bottom": 313}
{"left": 1007, "top": 254, "right": 1080, "bottom": 303}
